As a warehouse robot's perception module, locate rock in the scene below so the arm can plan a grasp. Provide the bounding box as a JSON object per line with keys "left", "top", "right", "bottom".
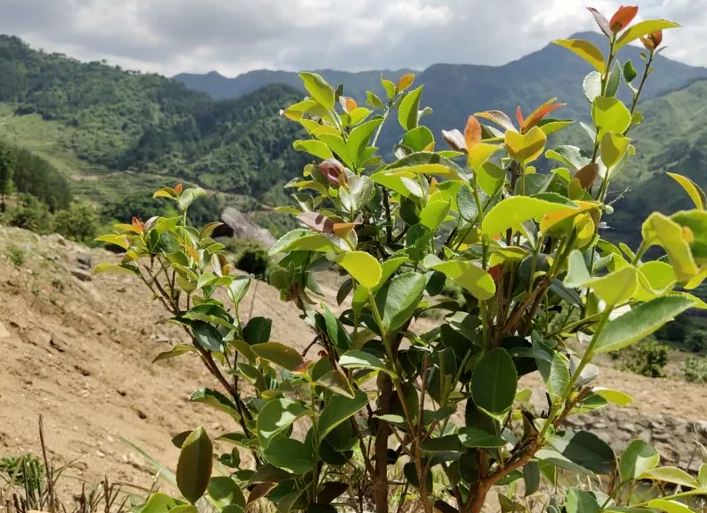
{"left": 71, "top": 268, "right": 92, "bottom": 282}
{"left": 49, "top": 334, "right": 67, "bottom": 353}
{"left": 212, "top": 207, "right": 277, "bottom": 247}
{"left": 652, "top": 431, "right": 671, "bottom": 442}
{"left": 75, "top": 252, "right": 92, "bottom": 270}
{"left": 619, "top": 423, "right": 636, "bottom": 433}
{"left": 0, "top": 322, "right": 10, "bottom": 339}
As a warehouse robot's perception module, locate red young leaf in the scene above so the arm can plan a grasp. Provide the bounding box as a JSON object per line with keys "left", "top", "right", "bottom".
{"left": 319, "top": 159, "right": 346, "bottom": 186}
{"left": 174, "top": 183, "right": 183, "bottom": 195}
{"left": 522, "top": 98, "right": 566, "bottom": 132}
{"left": 641, "top": 30, "right": 663, "bottom": 49}
{"left": 131, "top": 217, "right": 144, "bottom": 233}
{"left": 397, "top": 74, "right": 415, "bottom": 92}
{"left": 515, "top": 106, "right": 525, "bottom": 128}
{"left": 609, "top": 5, "right": 638, "bottom": 33}
{"left": 488, "top": 264, "right": 503, "bottom": 282}
{"left": 441, "top": 129, "right": 468, "bottom": 153}
{"left": 475, "top": 110, "right": 516, "bottom": 132}
{"left": 297, "top": 212, "right": 335, "bottom": 234}
{"left": 346, "top": 97, "right": 358, "bottom": 112}
{"left": 575, "top": 163, "right": 600, "bottom": 189}
{"left": 587, "top": 7, "right": 612, "bottom": 37}
{"left": 333, "top": 222, "right": 360, "bottom": 238}
{"left": 464, "top": 115, "right": 482, "bottom": 149}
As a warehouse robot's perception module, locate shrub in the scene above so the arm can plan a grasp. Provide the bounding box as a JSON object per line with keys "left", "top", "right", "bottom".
{"left": 687, "top": 329, "right": 707, "bottom": 353}
{"left": 228, "top": 238, "right": 270, "bottom": 279}
{"left": 8, "top": 194, "right": 53, "bottom": 234}
{"left": 612, "top": 339, "right": 669, "bottom": 378}
{"left": 53, "top": 202, "right": 99, "bottom": 243}
{"left": 98, "top": 10, "right": 707, "bottom": 513}
{"left": 5, "top": 244, "right": 24, "bottom": 267}
{"left": 684, "top": 355, "right": 707, "bottom": 383}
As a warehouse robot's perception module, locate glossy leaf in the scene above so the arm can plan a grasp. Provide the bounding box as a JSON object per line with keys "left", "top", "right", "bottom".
{"left": 299, "top": 72, "right": 335, "bottom": 110}
{"left": 208, "top": 477, "right": 246, "bottom": 510}
{"left": 423, "top": 255, "right": 496, "bottom": 300}
{"left": 639, "top": 467, "right": 699, "bottom": 488}
{"left": 505, "top": 126, "right": 547, "bottom": 165}
{"left": 251, "top": 342, "right": 305, "bottom": 372}
{"left": 420, "top": 200, "right": 451, "bottom": 231}
{"left": 333, "top": 251, "right": 382, "bottom": 290}
{"left": 601, "top": 132, "right": 631, "bottom": 169}
{"left": 177, "top": 427, "right": 213, "bottom": 504}
{"left": 317, "top": 390, "right": 369, "bottom": 439}
{"left": 593, "top": 387, "right": 633, "bottom": 406}
{"left": 553, "top": 39, "right": 605, "bottom": 72}
{"left": 642, "top": 213, "right": 699, "bottom": 282}
{"left": 398, "top": 86, "right": 423, "bottom": 131}
{"left": 263, "top": 438, "right": 314, "bottom": 474}
{"left": 458, "top": 426, "right": 507, "bottom": 448}
{"left": 619, "top": 440, "right": 660, "bottom": 482}
{"left": 374, "top": 273, "right": 427, "bottom": 332}
{"left": 483, "top": 196, "right": 577, "bottom": 238}
{"left": 547, "top": 430, "right": 615, "bottom": 474}
{"left": 190, "top": 389, "right": 240, "bottom": 418}
{"left": 595, "top": 295, "right": 697, "bottom": 353}
{"left": 339, "top": 350, "right": 396, "bottom": 377}
{"left": 316, "top": 370, "right": 355, "bottom": 398}
{"left": 257, "top": 399, "right": 309, "bottom": 448}
{"left": 668, "top": 173, "right": 706, "bottom": 210}
{"left": 538, "top": 351, "right": 570, "bottom": 400}
{"left": 609, "top": 5, "right": 638, "bottom": 32}
{"left": 647, "top": 500, "right": 694, "bottom": 513}
{"left": 587, "top": 7, "right": 612, "bottom": 37}
{"left": 153, "top": 345, "right": 195, "bottom": 363}
{"left": 592, "top": 96, "right": 632, "bottom": 135}
{"left": 615, "top": 20, "right": 680, "bottom": 50}
{"left": 472, "top": 348, "right": 517, "bottom": 416}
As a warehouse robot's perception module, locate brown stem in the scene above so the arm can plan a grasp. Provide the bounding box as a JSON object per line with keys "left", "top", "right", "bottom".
{"left": 374, "top": 372, "right": 393, "bottom": 513}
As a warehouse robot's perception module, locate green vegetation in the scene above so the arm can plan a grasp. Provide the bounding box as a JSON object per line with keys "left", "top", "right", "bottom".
{"left": 226, "top": 238, "right": 271, "bottom": 279}
{"left": 684, "top": 355, "right": 707, "bottom": 383}
{"left": 98, "top": 8, "right": 707, "bottom": 513}
{"left": 611, "top": 339, "right": 669, "bottom": 377}
{"left": 0, "top": 454, "right": 44, "bottom": 493}
{"left": 53, "top": 202, "right": 99, "bottom": 243}
{"left": 4, "top": 243, "right": 24, "bottom": 267}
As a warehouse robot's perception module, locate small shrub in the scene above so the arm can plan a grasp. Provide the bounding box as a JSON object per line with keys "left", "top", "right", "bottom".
{"left": 612, "top": 339, "right": 669, "bottom": 378}
{"left": 687, "top": 329, "right": 707, "bottom": 353}
{"left": 53, "top": 202, "right": 99, "bottom": 243}
{"left": 0, "top": 454, "right": 44, "bottom": 493}
{"left": 231, "top": 238, "right": 270, "bottom": 279}
{"left": 8, "top": 194, "right": 53, "bottom": 234}
{"left": 5, "top": 244, "right": 24, "bottom": 267}
{"left": 684, "top": 355, "right": 707, "bottom": 383}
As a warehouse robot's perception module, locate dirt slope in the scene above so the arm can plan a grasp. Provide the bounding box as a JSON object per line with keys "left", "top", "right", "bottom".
{"left": 0, "top": 226, "right": 705, "bottom": 494}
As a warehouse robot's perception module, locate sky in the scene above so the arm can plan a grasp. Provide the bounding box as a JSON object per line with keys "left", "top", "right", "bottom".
{"left": 1, "top": 0, "right": 705, "bottom": 77}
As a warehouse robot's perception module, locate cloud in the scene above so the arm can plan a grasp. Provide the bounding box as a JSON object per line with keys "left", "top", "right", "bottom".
{"left": 0, "top": 0, "right": 702, "bottom": 76}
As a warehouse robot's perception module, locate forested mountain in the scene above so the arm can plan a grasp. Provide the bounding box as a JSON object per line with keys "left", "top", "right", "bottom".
{"left": 0, "top": 35, "right": 307, "bottom": 195}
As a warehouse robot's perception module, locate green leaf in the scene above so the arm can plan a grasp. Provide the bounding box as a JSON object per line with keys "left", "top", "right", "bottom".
{"left": 619, "top": 440, "right": 659, "bottom": 482}
{"left": 318, "top": 390, "right": 369, "bottom": 439}
{"left": 403, "top": 126, "right": 434, "bottom": 152}
{"left": 595, "top": 295, "right": 697, "bottom": 354}
{"left": 592, "top": 96, "right": 631, "bottom": 135}
{"left": 190, "top": 389, "right": 240, "bottom": 418}
{"left": 208, "top": 477, "right": 246, "bottom": 510}
{"left": 601, "top": 132, "right": 631, "bottom": 169}
{"left": 588, "top": 266, "right": 639, "bottom": 307}
{"left": 642, "top": 213, "right": 698, "bottom": 282}
{"left": 638, "top": 467, "right": 698, "bottom": 489}
{"left": 553, "top": 39, "right": 605, "bottom": 72}
{"left": 482, "top": 196, "right": 577, "bottom": 238}
{"left": 646, "top": 500, "right": 694, "bottom": 513}
{"left": 699, "top": 463, "right": 707, "bottom": 488}
{"left": 293, "top": 140, "right": 333, "bottom": 160}
{"left": 374, "top": 273, "right": 427, "bottom": 332}
{"left": 333, "top": 251, "right": 382, "bottom": 290}
{"left": 251, "top": 342, "right": 305, "bottom": 372}
{"left": 191, "top": 321, "right": 223, "bottom": 352}
{"left": 472, "top": 348, "right": 517, "bottom": 416}
{"left": 93, "top": 262, "right": 137, "bottom": 275}
{"left": 366, "top": 91, "right": 384, "bottom": 110}
{"left": 263, "top": 438, "right": 314, "bottom": 474}
{"left": 547, "top": 430, "right": 615, "bottom": 474}
{"left": 138, "top": 493, "right": 183, "bottom": 513}
{"left": 153, "top": 345, "right": 195, "bottom": 363}
{"left": 538, "top": 351, "right": 569, "bottom": 400}
{"left": 177, "top": 427, "right": 213, "bottom": 504}
{"left": 419, "top": 200, "right": 451, "bottom": 231}
{"left": 593, "top": 388, "right": 633, "bottom": 406}
{"left": 615, "top": 20, "right": 681, "bottom": 50}
{"left": 243, "top": 317, "right": 272, "bottom": 344}
{"left": 667, "top": 173, "right": 706, "bottom": 210}
{"left": 323, "top": 305, "right": 351, "bottom": 350}
{"left": 623, "top": 61, "right": 638, "bottom": 83}
{"left": 316, "top": 370, "right": 355, "bottom": 398}
{"left": 457, "top": 184, "right": 478, "bottom": 222}
{"left": 605, "top": 60, "right": 622, "bottom": 97}
{"left": 523, "top": 462, "right": 540, "bottom": 496}
{"left": 566, "top": 490, "right": 600, "bottom": 513}
{"left": 504, "top": 126, "right": 547, "bottom": 165}
{"left": 477, "top": 162, "right": 507, "bottom": 196}
{"left": 339, "top": 350, "right": 396, "bottom": 377}
{"left": 398, "top": 86, "right": 423, "bottom": 130}
{"left": 257, "top": 399, "right": 309, "bottom": 448}
{"left": 458, "top": 426, "right": 507, "bottom": 448}
{"left": 421, "top": 435, "right": 463, "bottom": 452}
{"left": 423, "top": 256, "right": 496, "bottom": 300}
{"left": 269, "top": 229, "right": 339, "bottom": 256}
{"left": 178, "top": 188, "right": 207, "bottom": 210}
{"left": 348, "top": 118, "right": 383, "bottom": 166}
{"left": 299, "top": 72, "right": 335, "bottom": 110}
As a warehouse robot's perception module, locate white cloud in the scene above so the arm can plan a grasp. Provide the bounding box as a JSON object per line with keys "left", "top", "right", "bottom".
{"left": 0, "top": 0, "right": 702, "bottom": 76}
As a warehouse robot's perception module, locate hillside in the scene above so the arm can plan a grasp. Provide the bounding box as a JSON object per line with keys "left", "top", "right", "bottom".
{"left": 0, "top": 36, "right": 307, "bottom": 197}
